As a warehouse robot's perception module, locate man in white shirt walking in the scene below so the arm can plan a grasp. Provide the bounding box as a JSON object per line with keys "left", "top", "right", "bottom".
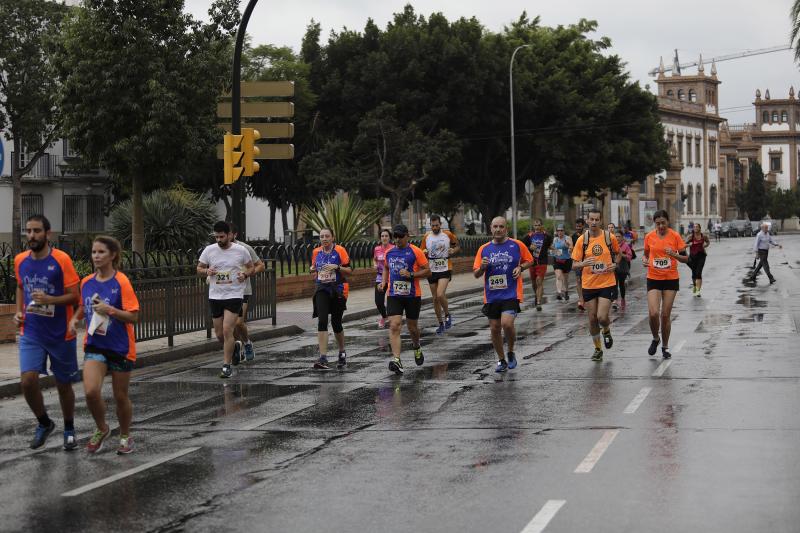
{"left": 749, "top": 222, "right": 782, "bottom": 285}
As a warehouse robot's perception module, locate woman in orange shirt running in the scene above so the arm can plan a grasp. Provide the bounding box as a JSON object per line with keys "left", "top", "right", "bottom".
{"left": 642, "top": 210, "right": 688, "bottom": 359}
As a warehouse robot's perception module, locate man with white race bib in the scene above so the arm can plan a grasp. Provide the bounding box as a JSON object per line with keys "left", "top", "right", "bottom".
{"left": 421, "top": 215, "right": 460, "bottom": 335}
{"left": 197, "top": 221, "right": 254, "bottom": 378}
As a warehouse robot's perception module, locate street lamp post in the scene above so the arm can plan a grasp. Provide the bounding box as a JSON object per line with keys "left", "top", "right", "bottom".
{"left": 509, "top": 44, "right": 531, "bottom": 239}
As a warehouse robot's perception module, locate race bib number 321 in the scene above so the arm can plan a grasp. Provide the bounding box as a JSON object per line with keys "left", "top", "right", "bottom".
{"left": 215, "top": 271, "right": 233, "bottom": 285}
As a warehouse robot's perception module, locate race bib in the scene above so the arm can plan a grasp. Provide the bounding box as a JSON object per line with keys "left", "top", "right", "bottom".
{"left": 430, "top": 258, "right": 448, "bottom": 273}
{"left": 215, "top": 271, "right": 233, "bottom": 285}
{"left": 393, "top": 280, "right": 411, "bottom": 296}
{"left": 591, "top": 262, "right": 607, "bottom": 274}
{"left": 488, "top": 274, "right": 508, "bottom": 290}
{"left": 26, "top": 302, "right": 55, "bottom": 318}
{"left": 653, "top": 257, "right": 671, "bottom": 270}
{"left": 317, "top": 269, "right": 336, "bottom": 283}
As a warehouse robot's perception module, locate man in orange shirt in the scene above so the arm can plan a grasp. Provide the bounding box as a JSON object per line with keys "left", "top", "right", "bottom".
{"left": 571, "top": 208, "right": 620, "bottom": 361}
{"left": 642, "top": 209, "right": 688, "bottom": 359}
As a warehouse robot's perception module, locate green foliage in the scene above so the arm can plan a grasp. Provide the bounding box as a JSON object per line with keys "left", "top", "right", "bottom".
{"left": 109, "top": 187, "right": 216, "bottom": 250}
{"left": 72, "top": 258, "right": 95, "bottom": 279}
{"left": 301, "top": 196, "right": 386, "bottom": 243}
{"left": 736, "top": 161, "right": 769, "bottom": 220}
{"left": 517, "top": 218, "right": 556, "bottom": 236}
{"left": 769, "top": 188, "right": 799, "bottom": 223}
{"left": 424, "top": 183, "right": 462, "bottom": 229}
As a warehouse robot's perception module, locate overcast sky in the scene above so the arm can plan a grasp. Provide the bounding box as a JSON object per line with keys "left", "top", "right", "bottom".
{"left": 185, "top": 0, "right": 800, "bottom": 123}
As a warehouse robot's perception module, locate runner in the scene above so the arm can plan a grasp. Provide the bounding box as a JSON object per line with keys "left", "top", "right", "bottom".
{"left": 197, "top": 221, "right": 255, "bottom": 378}
{"left": 713, "top": 220, "right": 722, "bottom": 242}
{"left": 643, "top": 209, "right": 688, "bottom": 359}
{"left": 571, "top": 218, "right": 586, "bottom": 311}
{"left": 686, "top": 224, "right": 710, "bottom": 297}
{"left": 550, "top": 224, "right": 573, "bottom": 301}
{"left": 614, "top": 228, "right": 633, "bottom": 310}
{"left": 421, "top": 215, "right": 460, "bottom": 334}
{"left": 607, "top": 223, "right": 621, "bottom": 310}
{"left": 373, "top": 229, "right": 394, "bottom": 328}
{"left": 310, "top": 228, "right": 352, "bottom": 370}
{"left": 13, "top": 215, "right": 81, "bottom": 450}
{"left": 380, "top": 224, "right": 430, "bottom": 375}
{"left": 68, "top": 236, "right": 139, "bottom": 454}
{"left": 522, "top": 218, "right": 552, "bottom": 311}
{"left": 230, "top": 223, "right": 266, "bottom": 361}
{"left": 474, "top": 217, "right": 533, "bottom": 372}
{"left": 571, "top": 208, "right": 620, "bottom": 361}
{"left": 749, "top": 222, "right": 782, "bottom": 285}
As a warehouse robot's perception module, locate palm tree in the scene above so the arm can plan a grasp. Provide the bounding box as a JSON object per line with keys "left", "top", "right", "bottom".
{"left": 792, "top": 0, "right": 800, "bottom": 60}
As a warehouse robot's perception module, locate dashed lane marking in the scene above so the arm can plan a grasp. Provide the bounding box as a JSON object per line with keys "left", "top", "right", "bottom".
{"left": 651, "top": 360, "right": 672, "bottom": 378}
{"left": 574, "top": 429, "right": 619, "bottom": 474}
{"left": 239, "top": 402, "right": 317, "bottom": 430}
{"left": 520, "top": 500, "right": 567, "bottom": 533}
{"left": 62, "top": 447, "right": 201, "bottom": 497}
{"left": 623, "top": 387, "right": 652, "bottom": 414}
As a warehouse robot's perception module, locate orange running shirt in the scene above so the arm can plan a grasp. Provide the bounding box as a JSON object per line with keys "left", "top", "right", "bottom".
{"left": 644, "top": 228, "right": 686, "bottom": 280}
{"left": 571, "top": 231, "right": 620, "bottom": 290}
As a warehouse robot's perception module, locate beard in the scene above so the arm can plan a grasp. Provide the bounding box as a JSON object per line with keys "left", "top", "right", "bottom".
{"left": 28, "top": 239, "right": 46, "bottom": 252}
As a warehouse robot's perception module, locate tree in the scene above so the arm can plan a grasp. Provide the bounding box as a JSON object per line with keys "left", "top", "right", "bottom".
{"left": 736, "top": 161, "right": 769, "bottom": 220}
{"left": 424, "top": 182, "right": 462, "bottom": 230}
{"left": 0, "top": 0, "right": 66, "bottom": 251}
{"left": 301, "top": 195, "right": 386, "bottom": 242}
{"left": 768, "top": 188, "right": 798, "bottom": 228}
{"left": 56, "top": 0, "right": 238, "bottom": 256}
{"left": 792, "top": 0, "right": 800, "bottom": 61}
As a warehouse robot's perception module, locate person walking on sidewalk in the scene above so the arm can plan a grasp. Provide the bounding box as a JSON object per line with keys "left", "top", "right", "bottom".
{"left": 571, "top": 208, "right": 620, "bottom": 361}
{"left": 550, "top": 224, "right": 573, "bottom": 301}
{"left": 373, "top": 229, "right": 394, "bottom": 328}
{"left": 68, "top": 236, "right": 139, "bottom": 455}
{"left": 685, "top": 224, "right": 710, "bottom": 297}
{"left": 421, "top": 215, "right": 460, "bottom": 334}
{"left": 197, "top": 221, "right": 254, "bottom": 378}
{"left": 614, "top": 229, "right": 633, "bottom": 310}
{"left": 571, "top": 218, "right": 586, "bottom": 311}
{"left": 310, "top": 228, "right": 352, "bottom": 370}
{"left": 474, "top": 217, "right": 533, "bottom": 372}
{"left": 749, "top": 222, "right": 782, "bottom": 284}
{"left": 13, "top": 215, "right": 81, "bottom": 450}
{"left": 643, "top": 210, "right": 688, "bottom": 359}
{"left": 381, "top": 224, "right": 430, "bottom": 375}
{"left": 230, "top": 223, "right": 266, "bottom": 361}
{"left": 523, "top": 218, "right": 552, "bottom": 311}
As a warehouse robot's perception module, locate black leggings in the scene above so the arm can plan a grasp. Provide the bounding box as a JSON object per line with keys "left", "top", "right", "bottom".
{"left": 615, "top": 272, "right": 627, "bottom": 300}
{"left": 375, "top": 284, "right": 388, "bottom": 318}
{"left": 689, "top": 253, "right": 706, "bottom": 281}
{"left": 314, "top": 291, "right": 345, "bottom": 333}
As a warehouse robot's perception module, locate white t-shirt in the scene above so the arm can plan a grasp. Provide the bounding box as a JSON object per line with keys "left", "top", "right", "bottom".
{"left": 233, "top": 240, "right": 260, "bottom": 296}
{"left": 199, "top": 243, "right": 252, "bottom": 300}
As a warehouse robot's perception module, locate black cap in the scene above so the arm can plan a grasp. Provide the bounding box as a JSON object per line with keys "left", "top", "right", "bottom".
{"left": 392, "top": 224, "right": 409, "bottom": 236}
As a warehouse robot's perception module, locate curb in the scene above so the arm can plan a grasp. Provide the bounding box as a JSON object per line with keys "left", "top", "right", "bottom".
{"left": 0, "top": 324, "right": 303, "bottom": 398}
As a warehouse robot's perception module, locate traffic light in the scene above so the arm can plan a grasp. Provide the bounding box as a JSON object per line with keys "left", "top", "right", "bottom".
{"left": 223, "top": 133, "right": 243, "bottom": 185}
{"left": 242, "top": 127, "right": 261, "bottom": 177}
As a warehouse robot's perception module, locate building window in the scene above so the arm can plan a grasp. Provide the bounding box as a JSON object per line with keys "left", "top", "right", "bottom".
{"left": 762, "top": 111, "right": 769, "bottom": 123}
{"left": 63, "top": 195, "right": 105, "bottom": 233}
{"left": 709, "top": 140, "right": 717, "bottom": 168}
{"left": 677, "top": 137, "right": 684, "bottom": 162}
{"left": 688, "top": 89, "right": 697, "bottom": 102}
{"left": 781, "top": 111, "right": 788, "bottom": 123}
{"left": 680, "top": 184, "right": 686, "bottom": 213}
{"left": 695, "top": 187, "right": 702, "bottom": 215}
{"left": 772, "top": 111, "right": 779, "bottom": 122}
{"left": 686, "top": 138, "right": 692, "bottom": 166}
{"left": 770, "top": 155, "right": 782, "bottom": 172}
{"left": 678, "top": 89, "right": 685, "bottom": 101}
{"left": 21, "top": 194, "right": 44, "bottom": 230}
{"left": 686, "top": 184, "right": 694, "bottom": 213}
{"left": 63, "top": 140, "right": 78, "bottom": 159}
{"left": 640, "top": 178, "right": 648, "bottom": 195}
{"left": 666, "top": 89, "right": 674, "bottom": 98}
{"left": 709, "top": 185, "right": 718, "bottom": 214}
{"left": 695, "top": 139, "right": 702, "bottom": 167}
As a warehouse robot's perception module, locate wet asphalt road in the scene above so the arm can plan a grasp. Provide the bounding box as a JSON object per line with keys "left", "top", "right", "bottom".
{"left": 1, "top": 235, "right": 799, "bottom": 533}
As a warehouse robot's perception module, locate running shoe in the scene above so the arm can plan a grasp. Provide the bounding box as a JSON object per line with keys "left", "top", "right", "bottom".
{"left": 378, "top": 317, "right": 386, "bottom": 328}
{"left": 232, "top": 341, "right": 243, "bottom": 366}
{"left": 536, "top": 302, "right": 542, "bottom": 312}
{"left": 220, "top": 364, "right": 233, "bottom": 378}
{"left": 577, "top": 302, "right": 585, "bottom": 311}
{"left": 692, "top": 285, "right": 697, "bottom": 295}
{"left": 445, "top": 315, "right": 453, "bottom": 329}
{"left": 389, "top": 357, "right": 404, "bottom": 375}
{"left": 556, "top": 293, "right": 563, "bottom": 301}
{"left": 591, "top": 348, "right": 604, "bottom": 361}
{"left": 30, "top": 420, "right": 55, "bottom": 449}
{"left": 648, "top": 338, "right": 660, "bottom": 356}
{"left": 337, "top": 351, "right": 347, "bottom": 369}
{"left": 603, "top": 331, "right": 613, "bottom": 349}
{"left": 244, "top": 342, "right": 255, "bottom": 361}
{"left": 495, "top": 360, "right": 508, "bottom": 373}
{"left": 612, "top": 301, "right": 618, "bottom": 311}
{"left": 63, "top": 429, "right": 77, "bottom": 451}
{"left": 507, "top": 352, "right": 517, "bottom": 369}
{"left": 313, "top": 355, "right": 330, "bottom": 370}
{"left": 414, "top": 346, "right": 424, "bottom": 366}
{"left": 87, "top": 427, "right": 110, "bottom": 454}
{"left": 662, "top": 348, "right": 672, "bottom": 359}
{"left": 769, "top": 277, "right": 776, "bottom": 284}
{"left": 117, "top": 436, "right": 134, "bottom": 455}
{"left": 564, "top": 292, "right": 570, "bottom": 301}
{"left": 435, "top": 323, "right": 445, "bottom": 335}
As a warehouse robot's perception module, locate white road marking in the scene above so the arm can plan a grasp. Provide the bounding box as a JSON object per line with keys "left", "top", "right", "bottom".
{"left": 673, "top": 339, "right": 686, "bottom": 353}
{"left": 239, "top": 402, "right": 316, "bottom": 430}
{"left": 62, "top": 447, "right": 201, "bottom": 497}
{"left": 651, "top": 360, "right": 672, "bottom": 377}
{"left": 574, "top": 430, "right": 619, "bottom": 474}
{"left": 520, "top": 500, "right": 567, "bottom": 533}
{"left": 623, "top": 387, "right": 652, "bottom": 414}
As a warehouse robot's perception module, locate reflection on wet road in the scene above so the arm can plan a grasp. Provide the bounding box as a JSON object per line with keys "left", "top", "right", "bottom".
{"left": 1, "top": 236, "right": 799, "bottom": 532}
